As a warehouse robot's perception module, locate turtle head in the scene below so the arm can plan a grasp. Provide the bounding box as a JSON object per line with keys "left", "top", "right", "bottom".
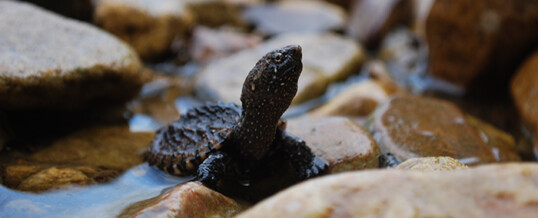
{"left": 241, "top": 45, "right": 303, "bottom": 117}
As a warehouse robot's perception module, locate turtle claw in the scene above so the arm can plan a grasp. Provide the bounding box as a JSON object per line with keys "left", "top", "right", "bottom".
{"left": 300, "top": 156, "right": 328, "bottom": 180}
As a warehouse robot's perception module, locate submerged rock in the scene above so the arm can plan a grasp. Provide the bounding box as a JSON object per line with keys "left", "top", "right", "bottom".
{"left": 119, "top": 182, "right": 244, "bottom": 218}
{"left": 426, "top": 0, "right": 538, "bottom": 90}
{"left": 94, "top": 0, "right": 194, "bottom": 60}
{"left": 287, "top": 116, "right": 381, "bottom": 173}
{"left": 368, "top": 95, "right": 501, "bottom": 165}
{"left": 396, "top": 157, "right": 469, "bottom": 171}
{"left": 511, "top": 51, "right": 538, "bottom": 158}
{"left": 17, "top": 167, "right": 95, "bottom": 193}
{"left": 238, "top": 163, "right": 538, "bottom": 217}
{"left": 243, "top": 0, "right": 346, "bottom": 35}
{"left": 196, "top": 33, "right": 364, "bottom": 105}
{"left": 0, "top": 1, "right": 146, "bottom": 110}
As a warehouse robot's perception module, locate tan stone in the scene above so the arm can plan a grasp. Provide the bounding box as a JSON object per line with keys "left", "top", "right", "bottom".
{"left": 4, "top": 165, "right": 46, "bottom": 188}
{"left": 17, "top": 167, "right": 95, "bottom": 192}
{"left": 0, "top": 1, "right": 146, "bottom": 110}
{"left": 119, "top": 182, "right": 243, "bottom": 218}
{"left": 287, "top": 116, "right": 381, "bottom": 173}
{"left": 396, "top": 157, "right": 468, "bottom": 171}
{"left": 466, "top": 115, "right": 520, "bottom": 161}
{"left": 239, "top": 163, "right": 538, "bottom": 217}
{"left": 368, "top": 95, "right": 497, "bottom": 165}
{"left": 511, "top": 51, "right": 538, "bottom": 158}
{"left": 195, "top": 33, "right": 364, "bottom": 105}
{"left": 94, "top": 0, "right": 194, "bottom": 60}
{"left": 426, "top": 0, "right": 538, "bottom": 90}
{"left": 30, "top": 125, "right": 155, "bottom": 170}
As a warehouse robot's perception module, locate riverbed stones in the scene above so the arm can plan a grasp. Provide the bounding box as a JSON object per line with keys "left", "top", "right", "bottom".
{"left": 396, "top": 157, "right": 469, "bottom": 171}
{"left": 17, "top": 167, "right": 95, "bottom": 193}
{"left": 511, "top": 51, "right": 538, "bottom": 157}
{"left": 0, "top": 1, "right": 146, "bottom": 110}
{"left": 243, "top": 0, "right": 346, "bottom": 35}
{"left": 426, "top": 0, "right": 538, "bottom": 90}
{"left": 120, "top": 182, "right": 243, "bottom": 218}
{"left": 195, "top": 33, "right": 364, "bottom": 105}
{"left": 287, "top": 116, "right": 381, "bottom": 173}
{"left": 94, "top": 0, "right": 194, "bottom": 60}
{"left": 368, "top": 95, "right": 498, "bottom": 165}
{"left": 238, "top": 163, "right": 538, "bottom": 217}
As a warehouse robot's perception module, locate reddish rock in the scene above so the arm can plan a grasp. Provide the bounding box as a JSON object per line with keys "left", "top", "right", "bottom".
{"left": 238, "top": 163, "right": 538, "bottom": 217}
{"left": 511, "top": 51, "right": 538, "bottom": 157}
{"left": 17, "top": 167, "right": 95, "bottom": 192}
{"left": 120, "top": 182, "right": 243, "bottom": 218}
{"left": 426, "top": 0, "right": 538, "bottom": 90}
{"left": 466, "top": 115, "right": 520, "bottom": 162}
{"left": 186, "top": 0, "right": 252, "bottom": 28}
{"left": 368, "top": 95, "right": 498, "bottom": 165}
{"left": 287, "top": 116, "right": 381, "bottom": 173}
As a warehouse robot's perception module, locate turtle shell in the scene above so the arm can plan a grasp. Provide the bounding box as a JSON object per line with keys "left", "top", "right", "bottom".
{"left": 145, "top": 102, "right": 241, "bottom": 175}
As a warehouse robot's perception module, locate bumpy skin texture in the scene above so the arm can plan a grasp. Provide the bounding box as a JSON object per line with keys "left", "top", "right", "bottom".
{"left": 145, "top": 45, "right": 328, "bottom": 190}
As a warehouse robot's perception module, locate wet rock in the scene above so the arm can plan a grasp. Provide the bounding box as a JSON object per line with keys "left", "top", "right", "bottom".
{"left": 426, "top": 0, "right": 538, "bottom": 90}
{"left": 466, "top": 115, "right": 520, "bottom": 161}
{"left": 186, "top": 0, "right": 254, "bottom": 28}
{"left": 29, "top": 125, "right": 154, "bottom": 170}
{"left": 511, "top": 51, "right": 538, "bottom": 158}
{"left": 190, "top": 26, "right": 263, "bottom": 64}
{"left": 238, "top": 163, "right": 538, "bottom": 217}
{"left": 396, "top": 157, "right": 469, "bottom": 171}
{"left": 410, "top": 0, "right": 435, "bottom": 39}
{"left": 196, "top": 33, "right": 364, "bottom": 105}
{"left": 346, "top": 0, "right": 412, "bottom": 49}
{"left": 4, "top": 165, "right": 46, "bottom": 188}
{"left": 0, "top": 1, "right": 146, "bottom": 110}
{"left": 243, "top": 0, "right": 346, "bottom": 35}
{"left": 21, "top": 0, "right": 93, "bottom": 21}
{"left": 311, "top": 78, "right": 401, "bottom": 117}
{"left": 17, "top": 167, "right": 95, "bottom": 193}
{"left": 368, "top": 95, "right": 497, "bottom": 165}
{"left": 120, "top": 182, "right": 243, "bottom": 218}
{"left": 287, "top": 116, "right": 381, "bottom": 173}
{"left": 94, "top": 0, "right": 194, "bottom": 60}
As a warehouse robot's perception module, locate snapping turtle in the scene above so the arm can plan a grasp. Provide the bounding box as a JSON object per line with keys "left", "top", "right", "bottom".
{"left": 145, "top": 45, "right": 328, "bottom": 189}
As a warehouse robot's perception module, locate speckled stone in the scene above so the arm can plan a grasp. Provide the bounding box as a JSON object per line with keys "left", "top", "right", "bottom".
{"left": 0, "top": 1, "right": 146, "bottom": 110}
{"left": 396, "top": 157, "right": 468, "bottom": 171}
{"left": 238, "top": 163, "right": 538, "bottom": 217}
{"left": 287, "top": 116, "right": 381, "bottom": 173}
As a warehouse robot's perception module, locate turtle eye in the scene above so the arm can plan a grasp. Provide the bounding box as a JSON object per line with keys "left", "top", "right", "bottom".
{"left": 272, "top": 52, "right": 283, "bottom": 63}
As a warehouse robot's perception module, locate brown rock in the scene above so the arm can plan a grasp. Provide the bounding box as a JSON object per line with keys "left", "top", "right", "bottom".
{"left": 238, "top": 163, "right": 538, "bottom": 217}
{"left": 511, "top": 51, "right": 538, "bottom": 157}
{"left": 94, "top": 0, "right": 194, "bottom": 60}
{"left": 30, "top": 125, "right": 155, "bottom": 170}
{"left": 287, "top": 116, "right": 381, "bottom": 173}
{"left": 426, "top": 0, "right": 538, "bottom": 90}
{"left": 243, "top": 0, "right": 346, "bottom": 35}
{"left": 0, "top": 1, "right": 146, "bottom": 110}
{"left": 186, "top": 0, "right": 252, "bottom": 28}
{"left": 17, "top": 167, "right": 95, "bottom": 192}
{"left": 4, "top": 165, "right": 46, "bottom": 188}
{"left": 346, "top": 0, "right": 412, "bottom": 49}
{"left": 396, "top": 156, "right": 469, "bottom": 171}
{"left": 195, "top": 33, "right": 364, "bottom": 105}
{"left": 119, "top": 182, "right": 243, "bottom": 218}
{"left": 368, "top": 95, "right": 497, "bottom": 165}
{"left": 466, "top": 115, "right": 520, "bottom": 161}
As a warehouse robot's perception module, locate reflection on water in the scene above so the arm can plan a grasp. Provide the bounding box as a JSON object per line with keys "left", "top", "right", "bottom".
{"left": 0, "top": 164, "right": 192, "bottom": 218}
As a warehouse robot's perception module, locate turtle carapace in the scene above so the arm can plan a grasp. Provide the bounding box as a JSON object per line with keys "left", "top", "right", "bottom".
{"left": 145, "top": 45, "right": 328, "bottom": 190}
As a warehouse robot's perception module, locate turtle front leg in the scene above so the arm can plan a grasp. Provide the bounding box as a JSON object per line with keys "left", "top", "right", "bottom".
{"left": 197, "top": 151, "right": 233, "bottom": 189}
{"left": 275, "top": 131, "right": 328, "bottom": 180}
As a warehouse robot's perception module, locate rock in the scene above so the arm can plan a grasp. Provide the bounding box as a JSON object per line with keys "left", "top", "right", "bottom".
{"left": 287, "top": 116, "right": 381, "bottom": 173}
{"left": 17, "top": 167, "right": 95, "bottom": 192}
{"left": 426, "top": 0, "right": 538, "bottom": 90}
{"left": 29, "top": 125, "right": 155, "bottom": 170}
{"left": 396, "top": 157, "right": 469, "bottom": 171}
{"left": 186, "top": 0, "right": 253, "bottom": 28}
{"left": 346, "top": 0, "right": 412, "bottom": 49}
{"left": 4, "top": 165, "right": 46, "bottom": 188}
{"left": 410, "top": 0, "right": 435, "bottom": 39}
{"left": 511, "top": 51, "right": 538, "bottom": 158}
{"left": 367, "top": 95, "right": 497, "bottom": 165}
{"left": 195, "top": 33, "right": 364, "bottom": 105}
{"left": 119, "top": 182, "right": 244, "bottom": 218}
{"left": 0, "top": 1, "right": 146, "bottom": 110}
{"left": 190, "top": 26, "right": 263, "bottom": 64}
{"left": 310, "top": 78, "right": 401, "bottom": 117}
{"left": 243, "top": 0, "right": 346, "bottom": 35}
{"left": 238, "top": 163, "right": 538, "bottom": 217}
{"left": 94, "top": 0, "right": 194, "bottom": 60}
{"left": 466, "top": 115, "right": 520, "bottom": 161}
{"left": 21, "top": 0, "right": 93, "bottom": 21}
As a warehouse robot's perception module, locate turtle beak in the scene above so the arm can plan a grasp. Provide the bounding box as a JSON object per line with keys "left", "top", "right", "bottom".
{"left": 284, "top": 44, "right": 302, "bottom": 61}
